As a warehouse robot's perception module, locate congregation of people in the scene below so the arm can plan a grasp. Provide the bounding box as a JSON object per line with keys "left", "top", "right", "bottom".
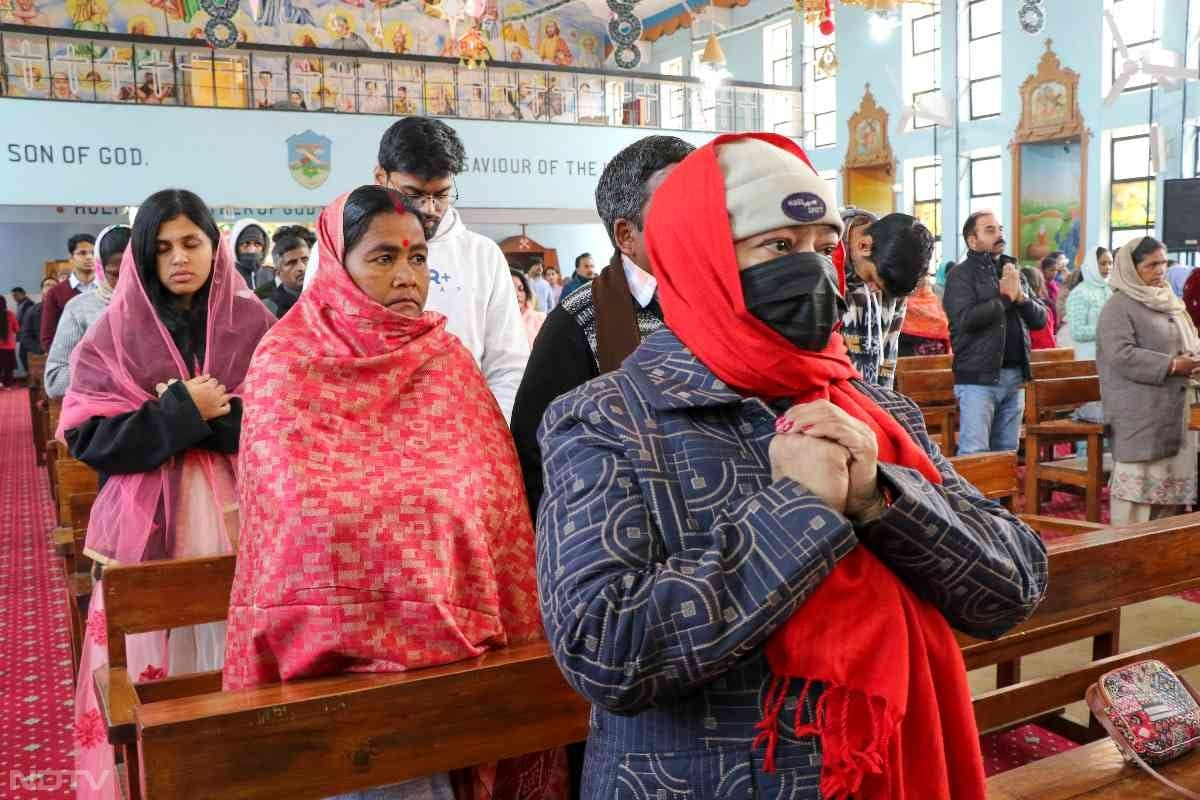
{"left": 22, "top": 111, "right": 1200, "bottom": 798}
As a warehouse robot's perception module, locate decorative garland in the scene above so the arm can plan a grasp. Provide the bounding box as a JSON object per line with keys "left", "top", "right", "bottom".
{"left": 204, "top": 17, "right": 239, "bottom": 47}
{"left": 200, "top": 0, "right": 239, "bottom": 20}
{"left": 1018, "top": 0, "right": 1045, "bottom": 35}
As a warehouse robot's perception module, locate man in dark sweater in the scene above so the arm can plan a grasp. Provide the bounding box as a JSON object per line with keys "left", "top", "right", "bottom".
{"left": 40, "top": 233, "right": 96, "bottom": 351}
{"left": 943, "top": 211, "right": 1047, "bottom": 455}
{"left": 512, "top": 135, "right": 695, "bottom": 518}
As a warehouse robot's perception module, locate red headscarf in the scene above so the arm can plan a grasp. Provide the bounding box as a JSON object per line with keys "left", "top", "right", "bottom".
{"left": 222, "top": 191, "right": 564, "bottom": 798}
{"left": 58, "top": 224, "right": 274, "bottom": 564}
{"left": 645, "top": 133, "right": 985, "bottom": 799}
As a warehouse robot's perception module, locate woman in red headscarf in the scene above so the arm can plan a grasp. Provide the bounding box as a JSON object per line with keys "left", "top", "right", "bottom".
{"left": 63, "top": 189, "right": 275, "bottom": 800}
{"left": 534, "top": 134, "right": 1047, "bottom": 800}
{"left": 223, "top": 186, "right": 566, "bottom": 799}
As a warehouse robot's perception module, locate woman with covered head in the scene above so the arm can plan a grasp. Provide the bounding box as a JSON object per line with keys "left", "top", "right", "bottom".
{"left": 1066, "top": 246, "right": 1113, "bottom": 361}
{"left": 1099, "top": 236, "right": 1200, "bottom": 525}
{"left": 223, "top": 186, "right": 566, "bottom": 799}
{"left": 65, "top": 189, "right": 274, "bottom": 800}
{"left": 536, "top": 134, "right": 1047, "bottom": 799}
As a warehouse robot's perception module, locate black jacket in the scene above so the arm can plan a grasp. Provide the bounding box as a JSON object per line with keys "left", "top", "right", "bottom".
{"left": 943, "top": 250, "right": 1047, "bottom": 385}
{"left": 19, "top": 302, "right": 43, "bottom": 355}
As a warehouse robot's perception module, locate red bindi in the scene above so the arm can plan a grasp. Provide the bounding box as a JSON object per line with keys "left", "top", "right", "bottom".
{"left": 402, "top": 239, "right": 410, "bottom": 248}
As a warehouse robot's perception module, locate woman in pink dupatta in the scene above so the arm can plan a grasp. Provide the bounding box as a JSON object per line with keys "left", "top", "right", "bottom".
{"left": 223, "top": 187, "right": 566, "bottom": 800}
{"left": 63, "top": 189, "right": 274, "bottom": 800}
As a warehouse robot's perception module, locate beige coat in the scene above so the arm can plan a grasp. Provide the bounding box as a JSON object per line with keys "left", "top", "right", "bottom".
{"left": 1097, "top": 292, "right": 1192, "bottom": 462}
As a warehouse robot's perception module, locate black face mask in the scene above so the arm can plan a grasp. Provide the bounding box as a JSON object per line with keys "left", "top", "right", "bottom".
{"left": 740, "top": 252, "right": 846, "bottom": 352}
{"left": 237, "top": 252, "right": 263, "bottom": 273}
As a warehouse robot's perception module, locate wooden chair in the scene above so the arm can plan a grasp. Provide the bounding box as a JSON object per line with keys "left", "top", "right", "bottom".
{"left": 982, "top": 513, "right": 1200, "bottom": 796}
{"left": 896, "top": 353, "right": 952, "bottom": 375}
{"left": 895, "top": 368, "right": 957, "bottom": 454}
{"left": 1028, "top": 347, "right": 1075, "bottom": 364}
{"left": 1023, "top": 376, "right": 1109, "bottom": 522}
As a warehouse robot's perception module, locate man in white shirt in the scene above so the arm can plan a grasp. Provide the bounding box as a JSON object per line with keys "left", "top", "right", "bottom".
{"left": 304, "top": 117, "right": 528, "bottom": 420}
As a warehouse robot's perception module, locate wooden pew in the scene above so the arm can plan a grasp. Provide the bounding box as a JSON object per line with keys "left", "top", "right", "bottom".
{"left": 28, "top": 353, "right": 48, "bottom": 466}
{"left": 952, "top": 452, "right": 1113, "bottom": 695}
{"left": 896, "top": 353, "right": 952, "bottom": 375}
{"left": 896, "top": 368, "right": 957, "bottom": 454}
{"left": 982, "top": 514, "right": 1200, "bottom": 796}
{"left": 1029, "top": 347, "right": 1075, "bottom": 364}
{"left": 1023, "top": 376, "right": 1109, "bottom": 522}
{"left": 92, "top": 554, "right": 588, "bottom": 800}
{"left": 54, "top": 445, "right": 98, "bottom": 527}
{"left": 1030, "top": 359, "right": 1096, "bottom": 381}
{"left": 56, "top": 491, "right": 97, "bottom": 679}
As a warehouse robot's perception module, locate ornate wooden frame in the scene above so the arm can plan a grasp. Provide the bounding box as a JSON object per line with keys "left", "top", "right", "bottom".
{"left": 1010, "top": 40, "right": 1090, "bottom": 267}
{"left": 844, "top": 83, "right": 894, "bottom": 170}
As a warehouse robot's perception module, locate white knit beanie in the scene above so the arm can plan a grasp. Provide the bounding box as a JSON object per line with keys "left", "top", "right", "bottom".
{"left": 715, "top": 138, "right": 844, "bottom": 241}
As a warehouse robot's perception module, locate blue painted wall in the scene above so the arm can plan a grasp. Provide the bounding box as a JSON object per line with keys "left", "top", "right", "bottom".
{"left": 649, "top": 0, "right": 1197, "bottom": 262}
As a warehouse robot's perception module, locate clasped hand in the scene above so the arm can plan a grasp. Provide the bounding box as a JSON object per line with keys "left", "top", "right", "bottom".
{"left": 769, "top": 400, "right": 882, "bottom": 519}
{"left": 154, "top": 375, "right": 232, "bottom": 421}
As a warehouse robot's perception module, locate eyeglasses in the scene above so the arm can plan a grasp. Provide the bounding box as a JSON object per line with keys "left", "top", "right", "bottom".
{"left": 387, "top": 180, "right": 459, "bottom": 212}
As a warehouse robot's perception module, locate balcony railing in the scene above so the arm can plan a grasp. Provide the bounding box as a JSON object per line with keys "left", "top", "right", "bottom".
{"left": 0, "top": 24, "right": 802, "bottom": 134}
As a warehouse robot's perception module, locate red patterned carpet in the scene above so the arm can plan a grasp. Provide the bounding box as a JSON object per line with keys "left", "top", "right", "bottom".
{"left": 1, "top": 388, "right": 74, "bottom": 798}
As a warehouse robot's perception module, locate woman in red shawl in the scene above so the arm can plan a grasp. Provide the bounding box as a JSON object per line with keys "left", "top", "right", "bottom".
{"left": 63, "top": 189, "right": 275, "bottom": 800}
{"left": 534, "top": 134, "right": 1047, "bottom": 799}
{"left": 898, "top": 270, "right": 952, "bottom": 356}
{"left": 223, "top": 186, "right": 565, "bottom": 800}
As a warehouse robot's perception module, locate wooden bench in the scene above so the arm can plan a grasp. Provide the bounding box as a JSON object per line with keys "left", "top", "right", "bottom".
{"left": 897, "top": 353, "right": 952, "bottom": 375}
{"left": 1023, "top": 376, "right": 1109, "bottom": 522}
{"left": 988, "top": 738, "right": 1200, "bottom": 797}
{"left": 1029, "top": 347, "right": 1075, "bottom": 364}
{"left": 896, "top": 368, "right": 957, "bottom": 454}
{"left": 91, "top": 554, "right": 588, "bottom": 800}
{"left": 952, "top": 452, "right": 1113, "bottom": 697}
{"left": 1030, "top": 359, "right": 1096, "bottom": 381}
{"left": 982, "top": 513, "right": 1200, "bottom": 795}
{"left": 55, "top": 491, "right": 97, "bottom": 679}
{"left": 28, "top": 353, "right": 48, "bottom": 466}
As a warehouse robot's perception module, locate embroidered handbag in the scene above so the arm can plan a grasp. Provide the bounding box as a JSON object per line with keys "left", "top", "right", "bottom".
{"left": 1086, "top": 659, "right": 1200, "bottom": 797}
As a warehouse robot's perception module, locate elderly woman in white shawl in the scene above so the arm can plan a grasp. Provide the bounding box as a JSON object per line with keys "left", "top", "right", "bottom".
{"left": 1098, "top": 236, "right": 1200, "bottom": 524}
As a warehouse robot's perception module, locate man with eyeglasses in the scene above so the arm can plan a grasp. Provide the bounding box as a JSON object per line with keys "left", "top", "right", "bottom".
{"left": 304, "top": 117, "right": 528, "bottom": 421}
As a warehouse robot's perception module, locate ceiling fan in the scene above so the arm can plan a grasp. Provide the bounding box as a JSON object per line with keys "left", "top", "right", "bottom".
{"left": 1104, "top": 8, "right": 1198, "bottom": 106}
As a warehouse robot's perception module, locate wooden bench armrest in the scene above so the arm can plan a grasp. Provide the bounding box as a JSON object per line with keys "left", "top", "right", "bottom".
{"left": 95, "top": 666, "right": 138, "bottom": 746}
{"left": 67, "top": 573, "right": 93, "bottom": 600}
{"left": 1019, "top": 514, "right": 1105, "bottom": 536}
{"left": 1025, "top": 420, "right": 1105, "bottom": 436}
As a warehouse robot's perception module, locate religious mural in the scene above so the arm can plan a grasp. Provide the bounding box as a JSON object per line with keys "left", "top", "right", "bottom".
{"left": 0, "top": 0, "right": 611, "bottom": 67}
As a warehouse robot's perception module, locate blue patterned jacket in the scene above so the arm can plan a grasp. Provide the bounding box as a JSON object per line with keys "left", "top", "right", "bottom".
{"left": 536, "top": 330, "right": 1048, "bottom": 800}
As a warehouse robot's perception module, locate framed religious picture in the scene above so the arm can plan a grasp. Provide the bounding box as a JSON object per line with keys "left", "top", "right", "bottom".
{"left": 1011, "top": 40, "right": 1089, "bottom": 268}
{"left": 843, "top": 84, "right": 895, "bottom": 214}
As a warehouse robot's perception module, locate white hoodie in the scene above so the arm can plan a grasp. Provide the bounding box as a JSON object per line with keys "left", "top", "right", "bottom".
{"left": 303, "top": 206, "right": 529, "bottom": 421}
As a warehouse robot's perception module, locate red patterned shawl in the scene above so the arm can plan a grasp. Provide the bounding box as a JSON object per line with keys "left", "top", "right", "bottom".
{"left": 222, "top": 192, "right": 563, "bottom": 798}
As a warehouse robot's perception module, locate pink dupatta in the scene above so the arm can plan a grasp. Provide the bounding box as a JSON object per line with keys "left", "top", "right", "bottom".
{"left": 57, "top": 231, "right": 274, "bottom": 564}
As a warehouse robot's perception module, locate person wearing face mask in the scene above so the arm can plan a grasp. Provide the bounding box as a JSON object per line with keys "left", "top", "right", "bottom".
{"left": 943, "top": 211, "right": 1047, "bottom": 456}
{"left": 229, "top": 219, "right": 272, "bottom": 292}
{"left": 40, "top": 232, "right": 97, "bottom": 351}
{"left": 262, "top": 227, "right": 310, "bottom": 318}
{"left": 303, "top": 117, "right": 529, "bottom": 422}
{"left": 45, "top": 225, "right": 131, "bottom": 398}
{"left": 536, "top": 134, "right": 1046, "bottom": 800}
{"left": 837, "top": 209, "right": 934, "bottom": 388}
